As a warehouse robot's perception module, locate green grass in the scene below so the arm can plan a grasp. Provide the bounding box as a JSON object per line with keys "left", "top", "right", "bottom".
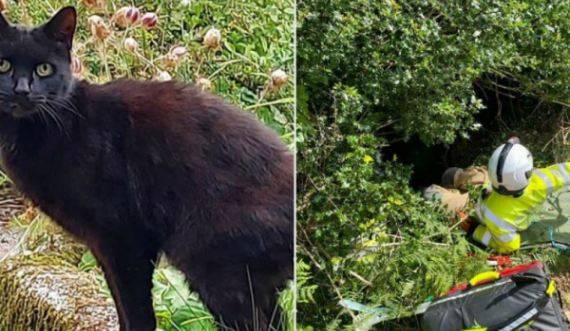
{"left": 78, "top": 250, "right": 295, "bottom": 331}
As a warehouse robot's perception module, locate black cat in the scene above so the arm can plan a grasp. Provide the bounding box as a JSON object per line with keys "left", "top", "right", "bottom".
{"left": 0, "top": 7, "right": 293, "bottom": 331}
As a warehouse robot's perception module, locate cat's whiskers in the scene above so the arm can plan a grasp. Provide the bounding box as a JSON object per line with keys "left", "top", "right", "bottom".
{"left": 37, "top": 104, "right": 57, "bottom": 130}
{"left": 35, "top": 106, "right": 49, "bottom": 128}
{"left": 46, "top": 95, "right": 84, "bottom": 119}
{"left": 46, "top": 104, "right": 67, "bottom": 135}
{"left": 38, "top": 103, "right": 68, "bottom": 138}
{"left": 28, "top": 97, "right": 50, "bottom": 129}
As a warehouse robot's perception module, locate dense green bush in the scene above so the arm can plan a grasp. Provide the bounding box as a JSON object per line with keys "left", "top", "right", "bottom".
{"left": 298, "top": 0, "right": 570, "bottom": 330}
{"left": 297, "top": 86, "right": 492, "bottom": 330}
{"left": 298, "top": 0, "right": 570, "bottom": 145}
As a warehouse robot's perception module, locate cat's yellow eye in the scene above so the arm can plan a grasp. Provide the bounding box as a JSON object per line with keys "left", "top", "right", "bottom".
{"left": 0, "top": 59, "right": 11, "bottom": 73}
{"left": 36, "top": 63, "right": 54, "bottom": 77}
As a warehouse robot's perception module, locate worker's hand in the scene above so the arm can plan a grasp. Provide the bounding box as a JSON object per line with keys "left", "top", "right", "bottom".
{"left": 461, "top": 217, "right": 474, "bottom": 232}
{"left": 455, "top": 211, "right": 475, "bottom": 232}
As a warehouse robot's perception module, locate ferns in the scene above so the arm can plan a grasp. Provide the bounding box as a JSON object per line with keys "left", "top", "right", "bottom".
{"left": 297, "top": 260, "right": 318, "bottom": 304}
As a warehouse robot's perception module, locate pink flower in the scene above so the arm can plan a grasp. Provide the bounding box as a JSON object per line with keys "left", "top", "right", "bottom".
{"left": 125, "top": 7, "right": 140, "bottom": 24}
{"left": 141, "top": 13, "right": 158, "bottom": 29}
{"left": 70, "top": 58, "right": 84, "bottom": 77}
{"left": 124, "top": 37, "right": 138, "bottom": 53}
{"left": 114, "top": 6, "right": 140, "bottom": 28}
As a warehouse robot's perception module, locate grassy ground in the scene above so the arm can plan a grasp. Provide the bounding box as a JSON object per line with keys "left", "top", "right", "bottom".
{"left": 0, "top": 0, "right": 294, "bottom": 330}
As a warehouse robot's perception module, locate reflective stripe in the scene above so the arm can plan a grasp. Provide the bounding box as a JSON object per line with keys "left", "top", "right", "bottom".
{"left": 482, "top": 183, "right": 493, "bottom": 197}
{"left": 535, "top": 170, "right": 554, "bottom": 196}
{"left": 482, "top": 205, "right": 517, "bottom": 232}
{"left": 558, "top": 163, "right": 570, "bottom": 185}
{"left": 499, "top": 307, "right": 538, "bottom": 331}
{"left": 481, "top": 230, "right": 492, "bottom": 246}
{"left": 495, "top": 231, "right": 517, "bottom": 243}
{"left": 475, "top": 203, "right": 484, "bottom": 222}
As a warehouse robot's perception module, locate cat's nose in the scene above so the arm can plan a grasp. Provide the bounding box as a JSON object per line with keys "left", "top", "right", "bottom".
{"left": 13, "top": 77, "right": 31, "bottom": 95}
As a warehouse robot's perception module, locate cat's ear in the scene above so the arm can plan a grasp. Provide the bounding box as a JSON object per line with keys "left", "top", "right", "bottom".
{"left": 43, "top": 6, "right": 76, "bottom": 50}
{"left": 0, "top": 11, "right": 11, "bottom": 31}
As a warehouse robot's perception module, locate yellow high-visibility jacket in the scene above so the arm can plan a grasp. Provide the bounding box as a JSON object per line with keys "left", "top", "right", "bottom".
{"left": 472, "top": 163, "right": 570, "bottom": 253}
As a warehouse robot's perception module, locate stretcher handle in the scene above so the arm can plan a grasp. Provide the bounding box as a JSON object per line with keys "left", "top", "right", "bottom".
{"left": 469, "top": 271, "right": 501, "bottom": 287}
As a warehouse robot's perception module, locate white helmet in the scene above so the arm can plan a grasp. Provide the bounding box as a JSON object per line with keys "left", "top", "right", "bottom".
{"left": 488, "top": 140, "right": 533, "bottom": 196}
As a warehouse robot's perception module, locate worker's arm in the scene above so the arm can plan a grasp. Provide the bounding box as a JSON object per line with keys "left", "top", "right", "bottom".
{"left": 468, "top": 203, "right": 520, "bottom": 253}
{"left": 470, "top": 223, "right": 520, "bottom": 253}
{"left": 536, "top": 163, "right": 570, "bottom": 195}
{"left": 465, "top": 162, "right": 570, "bottom": 253}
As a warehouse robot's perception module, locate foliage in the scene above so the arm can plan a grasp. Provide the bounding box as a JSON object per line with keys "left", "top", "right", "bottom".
{"left": 80, "top": 250, "right": 295, "bottom": 331}
{"left": 297, "top": 87, "right": 491, "bottom": 330}
{"left": 298, "top": 0, "right": 570, "bottom": 330}
{"left": 153, "top": 267, "right": 216, "bottom": 331}
{"left": 82, "top": 251, "right": 217, "bottom": 331}
{"left": 298, "top": 0, "right": 570, "bottom": 146}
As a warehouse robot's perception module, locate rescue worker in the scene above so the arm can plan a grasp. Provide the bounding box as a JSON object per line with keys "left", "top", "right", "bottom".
{"left": 422, "top": 166, "right": 489, "bottom": 214}
{"left": 432, "top": 139, "right": 570, "bottom": 253}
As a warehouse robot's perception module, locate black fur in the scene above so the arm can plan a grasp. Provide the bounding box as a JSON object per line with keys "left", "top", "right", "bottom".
{"left": 0, "top": 7, "right": 293, "bottom": 331}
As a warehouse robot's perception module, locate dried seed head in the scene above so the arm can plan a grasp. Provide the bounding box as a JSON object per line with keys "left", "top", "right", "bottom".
{"left": 203, "top": 28, "right": 221, "bottom": 49}
{"left": 164, "top": 53, "right": 178, "bottom": 68}
{"left": 270, "top": 69, "right": 288, "bottom": 89}
{"left": 87, "top": 15, "right": 110, "bottom": 41}
{"left": 196, "top": 77, "right": 212, "bottom": 91}
{"left": 170, "top": 46, "right": 188, "bottom": 59}
{"left": 124, "top": 37, "right": 138, "bottom": 54}
{"left": 73, "top": 43, "right": 88, "bottom": 55}
{"left": 114, "top": 6, "right": 140, "bottom": 28}
{"left": 164, "top": 46, "right": 187, "bottom": 67}
{"left": 156, "top": 71, "right": 172, "bottom": 82}
{"left": 80, "top": 0, "right": 103, "bottom": 9}
{"left": 0, "top": 0, "right": 8, "bottom": 12}
{"left": 70, "top": 58, "right": 84, "bottom": 77}
{"left": 141, "top": 13, "right": 158, "bottom": 29}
